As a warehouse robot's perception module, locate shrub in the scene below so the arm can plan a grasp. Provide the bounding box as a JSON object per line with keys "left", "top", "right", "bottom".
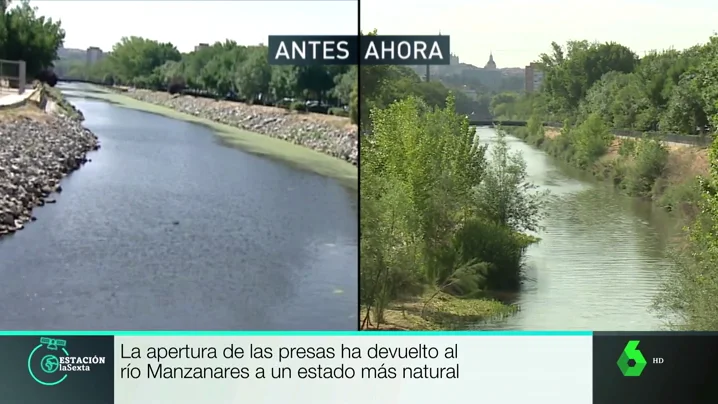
{"left": 618, "top": 138, "right": 637, "bottom": 157}
{"left": 36, "top": 69, "right": 58, "bottom": 87}
{"left": 289, "top": 101, "right": 306, "bottom": 112}
{"left": 306, "top": 103, "right": 329, "bottom": 114}
{"left": 451, "top": 217, "right": 527, "bottom": 291}
{"left": 329, "top": 107, "right": 349, "bottom": 117}
{"left": 655, "top": 176, "right": 701, "bottom": 216}
{"left": 573, "top": 113, "right": 613, "bottom": 167}
{"left": 102, "top": 74, "right": 115, "bottom": 86}
{"left": 624, "top": 137, "right": 668, "bottom": 196}
{"left": 167, "top": 77, "right": 185, "bottom": 94}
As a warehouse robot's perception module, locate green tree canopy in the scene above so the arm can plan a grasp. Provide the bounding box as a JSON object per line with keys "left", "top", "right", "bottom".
{"left": 540, "top": 41, "right": 638, "bottom": 115}
{"left": 0, "top": 0, "right": 65, "bottom": 77}
{"left": 59, "top": 37, "right": 358, "bottom": 122}
{"left": 106, "top": 36, "right": 181, "bottom": 85}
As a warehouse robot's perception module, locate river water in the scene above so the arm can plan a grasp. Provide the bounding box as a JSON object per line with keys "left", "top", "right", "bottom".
{"left": 475, "top": 128, "right": 679, "bottom": 331}
{"left": 0, "top": 84, "right": 358, "bottom": 330}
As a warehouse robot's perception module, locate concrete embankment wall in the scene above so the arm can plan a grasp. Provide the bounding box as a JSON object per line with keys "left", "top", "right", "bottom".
{"left": 119, "top": 89, "right": 358, "bottom": 166}
{"left": 0, "top": 86, "right": 99, "bottom": 236}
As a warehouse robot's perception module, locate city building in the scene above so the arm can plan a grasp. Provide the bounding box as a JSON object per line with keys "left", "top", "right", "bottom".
{"left": 484, "top": 52, "right": 496, "bottom": 69}
{"left": 194, "top": 43, "right": 209, "bottom": 52}
{"left": 450, "top": 53, "right": 460, "bottom": 66}
{"left": 460, "top": 52, "right": 501, "bottom": 90}
{"left": 416, "top": 50, "right": 506, "bottom": 91}
{"left": 525, "top": 62, "right": 544, "bottom": 93}
{"left": 86, "top": 47, "right": 103, "bottom": 66}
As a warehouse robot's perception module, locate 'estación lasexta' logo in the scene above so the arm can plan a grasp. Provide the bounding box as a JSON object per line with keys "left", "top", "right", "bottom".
{"left": 27, "top": 337, "right": 107, "bottom": 386}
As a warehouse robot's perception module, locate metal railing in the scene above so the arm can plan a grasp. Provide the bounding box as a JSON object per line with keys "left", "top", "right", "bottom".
{"left": 0, "top": 59, "right": 26, "bottom": 95}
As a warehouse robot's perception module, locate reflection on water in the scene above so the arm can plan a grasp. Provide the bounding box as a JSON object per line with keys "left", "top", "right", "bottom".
{"left": 475, "top": 128, "right": 677, "bottom": 330}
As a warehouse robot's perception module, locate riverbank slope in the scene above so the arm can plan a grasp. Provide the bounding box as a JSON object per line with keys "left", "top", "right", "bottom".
{"left": 75, "top": 86, "right": 357, "bottom": 190}
{"left": 0, "top": 95, "right": 99, "bottom": 237}
{"left": 361, "top": 290, "right": 518, "bottom": 330}
{"left": 509, "top": 125, "right": 707, "bottom": 218}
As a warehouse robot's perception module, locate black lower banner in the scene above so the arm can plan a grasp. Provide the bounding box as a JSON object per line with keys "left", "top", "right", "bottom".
{"left": 0, "top": 335, "right": 114, "bottom": 404}
{"left": 593, "top": 332, "right": 718, "bottom": 404}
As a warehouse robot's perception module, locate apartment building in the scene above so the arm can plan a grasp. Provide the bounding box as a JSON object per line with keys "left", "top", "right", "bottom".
{"left": 525, "top": 62, "right": 544, "bottom": 93}
{"left": 86, "top": 47, "right": 103, "bottom": 65}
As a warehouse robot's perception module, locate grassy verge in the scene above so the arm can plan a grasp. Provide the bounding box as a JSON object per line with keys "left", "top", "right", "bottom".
{"left": 42, "top": 84, "right": 84, "bottom": 120}
{"left": 71, "top": 85, "right": 357, "bottom": 190}
{"left": 361, "top": 290, "right": 518, "bottom": 331}
{"left": 0, "top": 102, "right": 53, "bottom": 122}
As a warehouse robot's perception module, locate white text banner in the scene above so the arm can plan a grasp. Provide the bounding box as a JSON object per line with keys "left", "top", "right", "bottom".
{"left": 114, "top": 335, "right": 592, "bottom": 403}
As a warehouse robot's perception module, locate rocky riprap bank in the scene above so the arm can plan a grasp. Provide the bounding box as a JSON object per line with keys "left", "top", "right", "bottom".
{"left": 122, "top": 89, "right": 358, "bottom": 165}
{"left": 0, "top": 110, "right": 99, "bottom": 236}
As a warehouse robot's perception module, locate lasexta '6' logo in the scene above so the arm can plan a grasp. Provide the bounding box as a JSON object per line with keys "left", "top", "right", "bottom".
{"left": 617, "top": 340, "right": 647, "bottom": 377}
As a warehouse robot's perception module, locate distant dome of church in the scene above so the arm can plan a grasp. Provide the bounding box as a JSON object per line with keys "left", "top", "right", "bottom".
{"left": 484, "top": 53, "right": 496, "bottom": 69}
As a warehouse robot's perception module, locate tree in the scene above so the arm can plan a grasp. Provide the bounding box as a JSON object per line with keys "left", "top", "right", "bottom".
{"left": 180, "top": 43, "right": 225, "bottom": 89}
{"left": 155, "top": 60, "right": 184, "bottom": 93}
{"left": 53, "top": 33, "right": 356, "bottom": 118}
{"left": 494, "top": 38, "right": 715, "bottom": 134}
{"left": 106, "top": 36, "right": 181, "bottom": 85}
{"left": 361, "top": 82, "right": 545, "bottom": 325}
{"left": 359, "top": 60, "right": 468, "bottom": 129}
{"left": 475, "top": 130, "right": 547, "bottom": 233}
{"left": 362, "top": 95, "right": 490, "bottom": 321}
{"left": 330, "top": 66, "right": 356, "bottom": 105}
{"left": 695, "top": 37, "right": 718, "bottom": 127}
{"left": 234, "top": 46, "right": 271, "bottom": 101}
{"left": 0, "top": 0, "right": 65, "bottom": 78}
{"left": 198, "top": 46, "right": 244, "bottom": 96}
{"left": 608, "top": 75, "right": 656, "bottom": 130}
{"left": 660, "top": 74, "right": 708, "bottom": 134}
{"left": 540, "top": 41, "right": 638, "bottom": 115}
{"left": 294, "top": 65, "right": 334, "bottom": 101}
{"left": 636, "top": 48, "right": 701, "bottom": 110}
{"left": 269, "top": 65, "right": 297, "bottom": 100}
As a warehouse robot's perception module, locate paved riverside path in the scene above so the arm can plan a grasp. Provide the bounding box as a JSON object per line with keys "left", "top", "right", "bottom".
{"left": 0, "top": 87, "right": 38, "bottom": 108}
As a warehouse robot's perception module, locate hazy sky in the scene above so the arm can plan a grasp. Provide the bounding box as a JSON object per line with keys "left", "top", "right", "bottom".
{"left": 33, "top": 0, "right": 358, "bottom": 53}
{"left": 361, "top": 0, "right": 718, "bottom": 68}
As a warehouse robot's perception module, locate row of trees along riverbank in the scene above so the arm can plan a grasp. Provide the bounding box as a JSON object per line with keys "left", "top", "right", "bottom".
{"left": 491, "top": 36, "right": 718, "bottom": 330}
{"left": 54, "top": 37, "right": 359, "bottom": 121}
{"left": 359, "top": 61, "right": 547, "bottom": 330}
{"left": 0, "top": 0, "right": 354, "bottom": 121}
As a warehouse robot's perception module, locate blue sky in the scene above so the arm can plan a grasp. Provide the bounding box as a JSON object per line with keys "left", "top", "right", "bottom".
{"left": 361, "top": 0, "right": 718, "bottom": 67}
{"left": 33, "top": 0, "right": 358, "bottom": 53}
